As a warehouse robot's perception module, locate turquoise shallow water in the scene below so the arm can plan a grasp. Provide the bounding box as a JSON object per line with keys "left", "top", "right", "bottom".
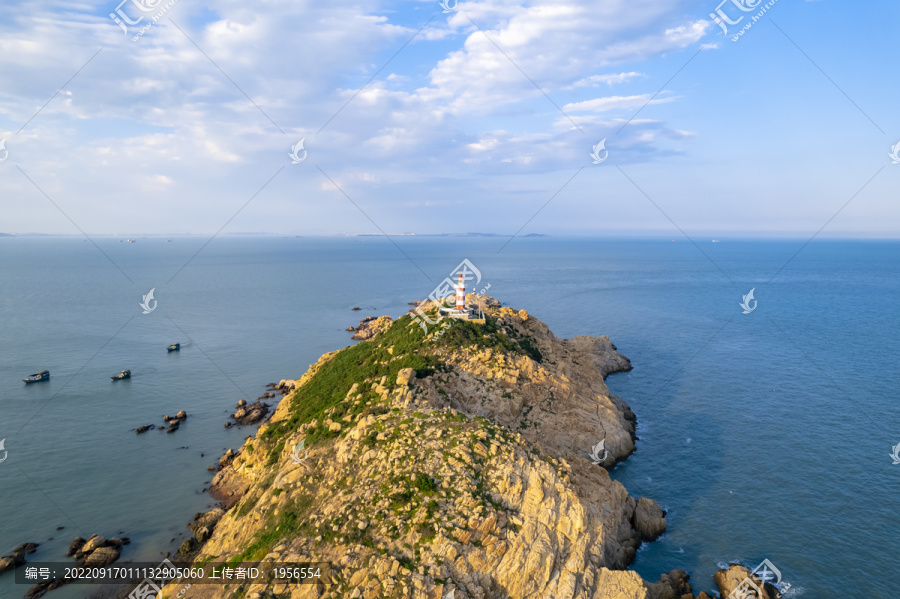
{"left": 0, "top": 236, "right": 898, "bottom": 598}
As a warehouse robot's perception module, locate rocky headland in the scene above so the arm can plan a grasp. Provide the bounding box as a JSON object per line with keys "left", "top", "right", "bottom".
{"left": 154, "top": 296, "right": 717, "bottom": 599}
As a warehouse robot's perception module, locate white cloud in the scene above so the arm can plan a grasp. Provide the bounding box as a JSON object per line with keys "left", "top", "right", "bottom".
{"left": 0, "top": 0, "right": 716, "bottom": 234}
{"left": 562, "top": 93, "right": 676, "bottom": 113}
{"left": 572, "top": 72, "right": 645, "bottom": 87}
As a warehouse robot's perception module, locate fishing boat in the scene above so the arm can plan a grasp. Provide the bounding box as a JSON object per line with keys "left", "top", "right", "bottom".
{"left": 23, "top": 371, "right": 50, "bottom": 384}
{"left": 111, "top": 370, "right": 131, "bottom": 381}
{"left": 167, "top": 343, "right": 180, "bottom": 352}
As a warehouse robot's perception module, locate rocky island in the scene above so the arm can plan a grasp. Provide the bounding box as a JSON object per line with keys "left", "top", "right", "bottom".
{"left": 154, "top": 296, "right": 717, "bottom": 599}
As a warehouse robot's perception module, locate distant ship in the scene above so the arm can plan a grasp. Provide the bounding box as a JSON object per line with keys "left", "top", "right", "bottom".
{"left": 111, "top": 370, "right": 131, "bottom": 381}
{"left": 23, "top": 370, "right": 50, "bottom": 384}
{"left": 167, "top": 343, "right": 180, "bottom": 352}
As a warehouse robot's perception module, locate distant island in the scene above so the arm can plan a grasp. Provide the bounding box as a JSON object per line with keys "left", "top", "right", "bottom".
{"left": 355, "top": 232, "right": 550, "bottom": 238}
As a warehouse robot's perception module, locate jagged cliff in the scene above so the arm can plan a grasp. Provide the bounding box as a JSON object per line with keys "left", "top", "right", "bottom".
{"left": 162, "top": 297, "right": 709, "bottom": 599}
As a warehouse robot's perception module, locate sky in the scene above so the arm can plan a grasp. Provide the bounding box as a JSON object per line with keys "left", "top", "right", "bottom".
{"left": 0, "top": 0, "right": 897, "bottom": 237}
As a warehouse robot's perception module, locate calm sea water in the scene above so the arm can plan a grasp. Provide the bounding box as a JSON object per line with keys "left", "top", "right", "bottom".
{"left": 0, "top": 236, "right": 898, "bottom": 598}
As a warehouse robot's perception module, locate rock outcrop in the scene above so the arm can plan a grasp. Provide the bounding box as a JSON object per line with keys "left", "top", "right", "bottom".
{"left": 26, "top": 535, "right": 124, "bottom": 598}
{"left": 159, "top": 297, "right": 698, "bottom": 599}
{"left": 631, "top": 497, "right": 667, "bottom": 541}
{"left": 350, "top": 315, "right": 394, "bottom": 340}
{"left": 714, "top": 564, "right": 781, "bottom": 599}
{"left": 231, "top": 399, "right": 270, "bottom": 425}
{"left": 163, "top": 411, "right": 188, "bottom": 433}
{"left": 0, "top": 543, "right": 38, "bottom": 575}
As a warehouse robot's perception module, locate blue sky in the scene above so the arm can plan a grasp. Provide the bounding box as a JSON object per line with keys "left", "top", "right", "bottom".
{"left": 0, "top": 0, "right": 897, "bottom": 236}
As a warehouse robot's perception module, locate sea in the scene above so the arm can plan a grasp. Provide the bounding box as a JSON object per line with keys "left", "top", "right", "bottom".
{"left": 0, "top": 236, "right": 898, "bottom": 599}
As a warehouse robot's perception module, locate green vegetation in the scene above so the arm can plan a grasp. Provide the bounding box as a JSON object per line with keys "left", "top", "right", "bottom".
{"left": 230, "top": 492, "right": 316, "bottom": 563}
{"left": 436, "top": 317, "right": 516, "bottom": 353}
{"left": 231, "top": 308, "right": 554, "bottom": 571}
{"left": 412, "top": 472, "right": 438, "bottom": 495}
{"left": 260, "top": 315, "right": 438, "bottom": 452}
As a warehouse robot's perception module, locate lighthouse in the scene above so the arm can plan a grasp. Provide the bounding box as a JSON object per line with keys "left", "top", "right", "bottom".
{"left": 455, "top": 273, "right": 466, "bottom": 311}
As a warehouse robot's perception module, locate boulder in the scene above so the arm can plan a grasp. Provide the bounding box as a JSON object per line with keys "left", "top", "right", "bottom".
{"left": 219, "top": 449, "right": 236, "bottom": 467}
{"left": 13, "top": 543, "right": 39, "bottom": 555}
{"left": 0, "top": 554, "right": 24, "bottom": 575}
{"left": 66, "top": 537, "right": 86, "bottom": 557}
{"left": 351, "top": 315, "right": 393, "bottom": 340}
{"left": 194, "top": 526, "right": 212, "bottom": 543}
{"left": 649, "top": 569, "right": 695, "bottom": 599}
{"left": 176, "top": 538, "right": 195, "bottom": 556}
{"left": 80, "top": 546, "right": 119, "bottom": 567}
{"left": 714, "top": 564, "right": 780, "bottom": 599}
{"left": 176, "top": 410, "right": 187, "bottom": 420}
{"left": 136, "top": 425, "right": 153, "bottom": 434}
{"left": 396, "top": 368, "right": 416, "bottom": 387}
{"left": 633, "top": 497, "right": 667, "bottom": 541}
{"left": 24, "top": 578, "right": 67, "bottom": 598}
{"left": 80, "top": 535, "right": 106, "bottom": 555}
{"left": 231, "top": 400, "right": 269, "bottom": 425}
{"left": 188, "top": 508, "right": 225, "bottom": 541}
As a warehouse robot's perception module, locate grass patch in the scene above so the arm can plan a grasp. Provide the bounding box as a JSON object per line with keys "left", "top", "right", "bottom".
{"left": 412, "top": 472, "right": 438, "bottom": 495}
{"left": 260, "top": 316, "right": 439, "bottom": 447}
{"left": 230, "top": 492, "right": 316, "bottom": 563}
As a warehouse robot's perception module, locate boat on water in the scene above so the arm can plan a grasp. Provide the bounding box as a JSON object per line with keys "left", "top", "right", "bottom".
{"left": 111, "top": 370, "right": 131, "bottom": 380}
{"left": 167, "top": 343, "right": 180, "bottom": 352}
{"left": 23, "top": 371, "right": 50, "bottom": 384}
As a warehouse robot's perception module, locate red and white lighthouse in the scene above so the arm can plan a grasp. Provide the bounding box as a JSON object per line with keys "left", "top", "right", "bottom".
{"left": 455, "top": 273, "right": 466, "bottom": 310}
